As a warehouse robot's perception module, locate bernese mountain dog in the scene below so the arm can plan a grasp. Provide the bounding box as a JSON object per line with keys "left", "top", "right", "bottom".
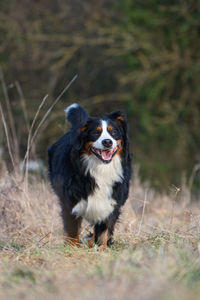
{"left": 48, "top": 104, "right": 132, "bottom": 249}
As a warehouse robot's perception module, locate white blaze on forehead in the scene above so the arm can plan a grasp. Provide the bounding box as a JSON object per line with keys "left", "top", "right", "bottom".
{"left": 93, "top": 120, "right": 117, "bottom": 150}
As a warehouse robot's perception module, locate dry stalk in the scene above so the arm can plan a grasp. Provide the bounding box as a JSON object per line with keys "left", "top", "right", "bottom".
{"left": 0, "top": 101, "right": 16, "bottom": 172}
{"left": 137, "top": 189, "right": 148, "bottom": 236}
{"left": 0, "top": 67, "right": 19, "bottom": 162}
{"left": 188, "top": 163, "right": 200, "bottom": 192}
{"left": 169, "top": 185, "right": 181, "bottom": 228}
{"left": 23, "top": 94, "right": 49, "bottom": 191}
{"left": 29, "top": 74, "right": 78, "bottom": 147}
{"left": 23, "top": 74, "right": 77, "bottom": 191}
{"left": 15, "top": 80, "right": 30, "bottom": 132}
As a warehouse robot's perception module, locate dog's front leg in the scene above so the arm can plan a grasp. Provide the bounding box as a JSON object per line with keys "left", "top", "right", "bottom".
{"left": 94, "top": 223, "right": 108, "bottom": 250}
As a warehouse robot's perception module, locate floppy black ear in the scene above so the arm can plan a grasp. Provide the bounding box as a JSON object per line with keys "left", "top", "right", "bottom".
{"left": 69, "top": 130, "right": 85, "bottom": 170}
{"left": 107, "top": 110, "right": 128, "bottom": 135}
{"left": 107, "top": 110, "right": 127, "bottom": 125}
{"left": 65, "top": 103, "right": 89, "bottom": 129}
{"left": 107, "top": 110, "right": 129, "bottom": 160}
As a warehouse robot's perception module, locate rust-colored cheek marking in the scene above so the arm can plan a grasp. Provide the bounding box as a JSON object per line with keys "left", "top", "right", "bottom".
{"left": 82, "top": 141, "right": 93, "bottom": 155}
{"left": 108, "top": 125, "right": 113, "bottom": 131}
{"left": 116, "top": 139, "right": 123, "bottom": 156}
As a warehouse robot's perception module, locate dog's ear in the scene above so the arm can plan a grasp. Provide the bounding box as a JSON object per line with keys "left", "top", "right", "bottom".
{"left": 107, "top": 110, "right": 127, "bottom": 126}
{"left": 69, "top": 129, "right": 86, "bottom": 170}
{"left": 64, "top": 104, "right": 89, "bottom": 168}
{"left": 65, "top": 103, "right": 89, "bottom": 129}
{"left": 107, "top": 110, "right": 127, "bottom": 136}
{"left": 107, "top": 110, "right": 129, "bottom": 160}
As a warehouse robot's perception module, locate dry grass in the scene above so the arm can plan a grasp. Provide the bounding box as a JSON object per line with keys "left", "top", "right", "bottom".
{"left": 1, "top": 170, "right": 200, "bottom": 300}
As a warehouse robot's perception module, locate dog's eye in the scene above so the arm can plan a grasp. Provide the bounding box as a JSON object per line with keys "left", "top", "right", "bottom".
{"left": 110, "top": 129, "right": 118, "bottom": 135}
{"left": 93, "top": 130, "right": 101, "bottom": 136}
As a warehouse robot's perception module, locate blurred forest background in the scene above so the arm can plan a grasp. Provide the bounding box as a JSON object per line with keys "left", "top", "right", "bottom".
{"left": 0, "top": 0, "right": 200, "bottom": 192}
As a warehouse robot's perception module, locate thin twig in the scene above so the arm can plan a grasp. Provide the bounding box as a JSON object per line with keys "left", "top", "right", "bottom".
{"left": 188, "top": 163, "right": 200, "bottom": 191}
{"left": 23, "top": 74, "right": 77, "bottom": 189}
{"left": 29, "top": 74, "right": 78, "bottom": 147}
{"left": 15, "top": 81, "right": 37, "bottom": 160}
{"left": 37, "top": 232, "right": 51, "bottom": 245}
{"left": 15, "top": 80, "right": 30, "bottom": 132}
{"left": 170, "top": 185, "right": 180, "bottom": 228}
{"left": 0, "top": 67, "right": 19, "bottom": 162}
{"left": 0, "top": 101, "right": 16, "bottom": 171}
{"left": 137, "top": 189, "right": 148, "bottom": 236}
{"left": 23, "top": 94, "right": 49, "bottom": 190}
{"left": 0, "top": 245, "right": 18, "bottom": 252}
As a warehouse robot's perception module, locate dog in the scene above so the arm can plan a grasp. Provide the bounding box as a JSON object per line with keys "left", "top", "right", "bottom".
{"left": 48, "top": 103, "right": 132, "bottom": 249}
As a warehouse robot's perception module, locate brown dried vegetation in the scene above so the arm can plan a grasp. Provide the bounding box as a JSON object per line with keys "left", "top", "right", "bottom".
{"left": 1, "top": 170, "right": 200, "bottom": 300}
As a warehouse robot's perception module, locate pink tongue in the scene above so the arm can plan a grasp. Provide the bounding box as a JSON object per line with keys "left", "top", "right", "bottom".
{"left": 101, "top": 150, "right": 112, "bottom": 160}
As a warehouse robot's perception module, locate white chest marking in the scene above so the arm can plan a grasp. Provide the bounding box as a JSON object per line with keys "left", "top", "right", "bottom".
{"left": 72, "top": 154, "right": 123, "bottom": 224}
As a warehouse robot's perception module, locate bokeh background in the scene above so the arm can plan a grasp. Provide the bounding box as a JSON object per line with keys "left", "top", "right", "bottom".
{"left": 0, "top": 0, "right": 200, "bottom": 192}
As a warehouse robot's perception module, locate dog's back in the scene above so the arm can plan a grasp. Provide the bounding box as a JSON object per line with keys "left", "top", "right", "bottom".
{"left": 48, "top": 132, "right": 72, "bottom": 199}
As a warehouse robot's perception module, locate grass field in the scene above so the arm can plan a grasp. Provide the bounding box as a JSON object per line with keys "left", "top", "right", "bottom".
{"left": 1, "top": 170, "right": 200, "bottom": 300}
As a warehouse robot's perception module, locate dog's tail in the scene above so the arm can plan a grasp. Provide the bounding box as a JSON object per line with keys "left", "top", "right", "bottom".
{"left": 65, "top": 103, "right": 89, "bottom": 128}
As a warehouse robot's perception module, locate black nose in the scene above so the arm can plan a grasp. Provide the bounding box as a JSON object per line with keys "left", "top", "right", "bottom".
{"left": 102, "top": 139, "right": 113, "bottom": 148}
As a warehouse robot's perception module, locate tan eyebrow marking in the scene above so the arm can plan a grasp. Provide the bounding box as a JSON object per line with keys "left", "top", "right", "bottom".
{"left": 108, "top": 125, "right": 113, "bottom": 131}
{"left": 117, "top": 115, "right": 125, "bottom": 121}
{"left": 96, "top": 126, "right": 102, "bottom": 132}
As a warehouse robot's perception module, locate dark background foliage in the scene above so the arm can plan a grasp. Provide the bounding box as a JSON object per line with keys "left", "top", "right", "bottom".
{"left": 0, "top": 0, "right": 200, "bottom": 191}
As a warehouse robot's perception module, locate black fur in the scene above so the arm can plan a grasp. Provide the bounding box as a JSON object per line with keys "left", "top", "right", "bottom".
{"left": 48, "top": 104, "right": 132, "bottom": 246}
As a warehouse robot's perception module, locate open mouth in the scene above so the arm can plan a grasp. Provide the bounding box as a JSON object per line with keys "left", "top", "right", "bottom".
{"left": 90, "top": 146, "right": 118, "bottom": 163}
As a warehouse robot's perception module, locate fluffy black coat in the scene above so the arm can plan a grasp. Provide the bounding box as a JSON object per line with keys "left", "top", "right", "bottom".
{"left": 48, "top": 104, "right": 132, "bottom": 246}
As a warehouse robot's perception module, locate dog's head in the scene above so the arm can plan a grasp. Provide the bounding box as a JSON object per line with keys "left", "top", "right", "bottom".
{"left": 66, "top": 104, "right": 129, "bottom": 164}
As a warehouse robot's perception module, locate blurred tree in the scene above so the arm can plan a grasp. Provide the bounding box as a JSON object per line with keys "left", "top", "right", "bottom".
{"left": 115, "top": 0, "right": 200, "bottom": 190}
{"left": 0, "top": 0, "right": 200, "bottom": 191}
